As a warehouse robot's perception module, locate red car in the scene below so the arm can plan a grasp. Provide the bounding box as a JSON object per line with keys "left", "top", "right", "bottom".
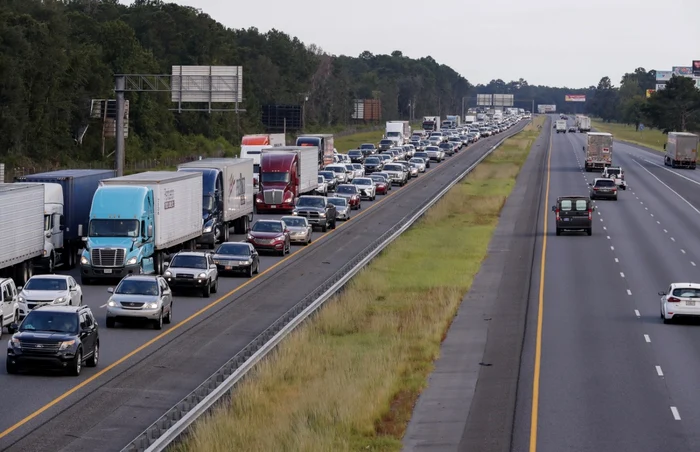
{"left": 246, "top": 219, "right": 291, "bottom": 256}
{"left": 335, "top": 184, "right": 362, "bottom": 209}
{"left": 369, "top": 175, "right": 390, "bottom": 195}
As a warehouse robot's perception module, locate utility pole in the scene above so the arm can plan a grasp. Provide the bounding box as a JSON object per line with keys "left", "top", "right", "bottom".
{"left": 115, "top": 76, "right": 125, "bottom": 177}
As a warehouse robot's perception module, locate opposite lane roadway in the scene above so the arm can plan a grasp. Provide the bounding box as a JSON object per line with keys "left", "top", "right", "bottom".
{"left": 0, "top": 120, "right": 530, "bottom": 452}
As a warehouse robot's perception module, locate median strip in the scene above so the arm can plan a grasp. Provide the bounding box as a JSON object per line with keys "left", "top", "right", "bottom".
{"left": 169, "top": 117, "right": 545, "bottom": 452}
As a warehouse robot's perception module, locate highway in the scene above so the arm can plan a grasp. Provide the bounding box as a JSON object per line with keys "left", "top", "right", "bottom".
{"left": 513, "top": 120, "right": 700, "bottom": 451}
{"left": 0, "top": 122, "right": 529, "bottom": 452}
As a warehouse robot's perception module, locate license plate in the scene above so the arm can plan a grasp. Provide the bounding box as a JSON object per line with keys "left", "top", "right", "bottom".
{"left": 687, "top": 301, "right": 696, "bottom": 306}
{"left": 225, "top": 266, "right": 232, "bottom": 270}
{"left": 271, "top": 205, "right": 276, "bottom": 208}
{"left": 104, "top": 269, "right": 112, "bottom": 274}
{"left": 563, "top": 218, "right": 570, "bottom": 221}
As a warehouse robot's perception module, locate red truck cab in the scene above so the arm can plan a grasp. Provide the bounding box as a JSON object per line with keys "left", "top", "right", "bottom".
{"left": 255, "top": 153, "right": 299, "bottom": 213}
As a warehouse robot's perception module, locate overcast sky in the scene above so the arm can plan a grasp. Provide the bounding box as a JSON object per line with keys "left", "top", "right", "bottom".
{"left": 121, "top": 0, "right": 698, "bottom": 88}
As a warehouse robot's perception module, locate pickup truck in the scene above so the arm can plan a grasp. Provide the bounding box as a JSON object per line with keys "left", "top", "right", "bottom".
{"left": 602, "top": 166, "right": 627, "bottom": 190}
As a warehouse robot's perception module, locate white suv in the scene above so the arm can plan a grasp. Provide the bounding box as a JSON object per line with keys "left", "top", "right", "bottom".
{"left": 163, "top": 251, "right": 219, "bottom": 298}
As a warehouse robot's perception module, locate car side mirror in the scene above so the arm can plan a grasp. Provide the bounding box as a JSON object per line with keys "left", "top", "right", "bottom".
{"left": 658, "top": 292, "right": 666, "bottom": 296}
{"left": 71, "top": 286, "right": 77, "bottom": 291}
{"left": 82, "top": 236, "right": 88, "bottom": 242}
{"left": 107, "top": 287, "right": 114, "bottom": 293}
{"left": 163, "top": 262, "right": 169, "bottom": 269}
{"left": 59, "top": 225, "right": 65, "bottom": 231}
{"left": 551, "top": 206, "right": 556, "bottom": 211}
{"left": 210, "top": 264, "right": 217, "bottom": 269}
{"left": 8, "top": 322, "right": 18, "bottom": 334}
{"left": 17, "top": 286, "right": 22, "bottom": 291}
{"left": 588, "top": 183, "right": 592, "bottom": 186}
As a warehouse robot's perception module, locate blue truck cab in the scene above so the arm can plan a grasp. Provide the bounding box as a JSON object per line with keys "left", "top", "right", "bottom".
{"left": 178, "top": 167, "right": 220, "bottom": 245}
{"left": 80, "top": 186, "right": 155, "bottom": 284}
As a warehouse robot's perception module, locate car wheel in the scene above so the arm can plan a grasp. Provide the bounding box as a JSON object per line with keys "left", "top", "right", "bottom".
{"left": 202, "top": 282, "right": 211, "bottom": 298}
{"left": 164, "top": 303, "right": 173, "bottom": 324}
{"left": 106, "top": 317, "right": 115, "bottom": 328}
{"left": 86, "top": 341, "right": 99, "bottom": 367}
{"left": 247, "top": 265, "right": 254, "bottom": 278}
{"left": 154, "top": 310, "right": 163, "bottom": 329}
{"left": 254, "top": 262, "right": 260, "bottom": 274}
{"left": 663, "top": 316, "right": 671, "bottom": 324}
{"left": 556, "top": 228, "right": 561, "bottom": 236}
{"left": 587, "top": 228, "right": 592, "bottom": 236}
{"left": 6, "top": 359, "right": 17, "bottom": 374}
{"left": 212, "top": 277, "right": 218, "bottom": 294}
{"left": 70, "top": 349, "right": 82, "bottom": 376}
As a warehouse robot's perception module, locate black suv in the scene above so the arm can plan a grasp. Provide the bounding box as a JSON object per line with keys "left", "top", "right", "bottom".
{"left": 439, "top": 142, "right": 455, "bottom": 156}
{"left": 292, "top": 195, "right": 337, "bottom": 232}
{"left": 552, "top": 196, "right": 595, "bottom": 236}
{"left": 7, "top": 305, "right": 99, "bottom": 376}
{"left": 347, "top": 149, "right": 365, "bottom": 163}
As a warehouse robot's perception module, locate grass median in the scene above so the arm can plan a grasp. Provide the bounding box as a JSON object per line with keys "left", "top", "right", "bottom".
{"left": 591, "top": 120, "right": 666, "bottom": 152}
{"left": 335, "top": 129, "right": 385, "bottom": 152}
{"left": 170, "top": 116, "right": 546, "bottom": 452}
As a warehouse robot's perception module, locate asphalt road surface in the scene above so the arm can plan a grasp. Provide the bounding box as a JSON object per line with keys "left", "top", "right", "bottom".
{"left": 513, "top": 121, "right": 700, "bottom": 452}
{"left": 0, "top": 121, "right": 529, "bottom": 452}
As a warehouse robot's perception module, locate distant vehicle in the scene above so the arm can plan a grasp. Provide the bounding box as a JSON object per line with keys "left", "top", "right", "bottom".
{"left": 246, "top": 219, "right": 291, "bottom": 256}
{"left": 335, "top": 184, "right": 362, "bottom": 209}
{"left": 105, "top": 275, "right": 172, "bottom": 329}
{"left": 659, "top": 283, "right": 700, "bottom": 324}
{"left": 212, "top": 242, "right": 260, "bottom": 277}
{"left": 555, "top": 120, "right": 567, "bottom": 133}
{"left": 583, "top": 132, "right": 613, "bottom": 172}
{"left": 280, "top": 216, "right": 314, "bottom": 245}
{"left": 601, "top": 166, "right": 626, "bottom": 190}
{"left": 588, "top": 178, "right": 618, "bottom": 200}
{"left": 663, "top": 132, "right": 699, "bottom": 169}
{"left": 17, "top": 275, "right": 82, "bottom": 320}
{"left": 326, "top": 197, "right": 351, "bottom": 221}
{"left": 291, "top": 195, "right": 337, "bottom": 232}
{"left": 552, "top": 196, "right": 594, "bottom": 236}
{"left": 163, "top": 251, "right": 219, "bottom": 298}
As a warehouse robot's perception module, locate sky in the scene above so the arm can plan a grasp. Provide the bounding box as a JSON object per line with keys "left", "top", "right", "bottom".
{"left": 121, "top": 0, "right": 699, "bottom": 88}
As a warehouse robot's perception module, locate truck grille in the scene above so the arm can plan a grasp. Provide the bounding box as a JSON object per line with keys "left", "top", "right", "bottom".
{"left": 92, "top": 248, "right": 126, "bottom": 267}
{"left": 263, "top": 189, "right": 284, "bottom": 205}
{"left": 297, "top": 211, "right": 320, "bottom": 218}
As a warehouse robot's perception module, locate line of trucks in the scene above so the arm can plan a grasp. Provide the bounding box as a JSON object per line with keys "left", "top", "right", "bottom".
{"left": 0, "top": 138, "right": 329, "bottom": 287}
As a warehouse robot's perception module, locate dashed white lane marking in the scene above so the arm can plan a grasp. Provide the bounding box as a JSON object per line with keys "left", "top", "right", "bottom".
{"left": 656, "top": 366, "right": 664, "bottom": 376}
{"left": 603, "top": 226, "right": 607, "bottom": 230}
{"left": 620, "top": 272, "right": 625, "bottom": 278}
{"left": 600, "top": 218, "right": 603, "bottom": 222}
{"left": 657, "top": 220, "right": 661, "bottom": 224}
{"left": 635, "top": 309, "right": 641, "bottom": 317}
{"left": 645, "top": 207, "right": 649, "bottom": 211}
{"left": 636, "top": 196, "right": 639, "bottom": 199}
{"left": 633, "top": 159, "right": 700, "bottom": 215}
{"left": 671, "top": 407, "right": 681, "bottom": 420}
{"left": 607, "top": 235, "right": 611, "bottom": 240}
{"left": 671, "top": 237, "right": 676, "bottom": 242}
{"left": 664, "top": 229, "right": 668, "bottom": 233}
{"left": 651, "top": 214, "right": 654, "bottom": 217}
{"left": 611, "top": 246, "right": 615, "bottom": 251}
{"left": 682, "top": 249, "right": 686, "bottom": 254}
{"left": 640, "top": 201, "right": 644, "bottom": 205}
{"left": 693, "top": 262, "right": 697, "bottom": 267}
{"left": 627, "top": 289, "right": 632, "bottom": 295}
{"left": 597, "top": 211, "right": 601, "bottom": 215}
{"left": 644, "top": 334, "right": 651, "bottom": 343}
{"left": 615, "top": 258, "right": 619, "bottom": 263}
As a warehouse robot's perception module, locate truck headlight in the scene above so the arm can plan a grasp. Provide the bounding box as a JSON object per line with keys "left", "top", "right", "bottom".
{"left": 203, "top": 225, "right": 213, "bottom": 233}
{"left": 80, "top": 256, "right": 89, "bottom": 265}
{"left": 127, "top": 257, "right": 137, "bottom": 265}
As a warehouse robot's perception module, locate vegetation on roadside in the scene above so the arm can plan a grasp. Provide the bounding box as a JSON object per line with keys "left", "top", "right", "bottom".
{"left": 169, "top": 116, "right": 545, "bottom": 452}
{"left": 591, "top": 120, "right": 666, "bottom": 152}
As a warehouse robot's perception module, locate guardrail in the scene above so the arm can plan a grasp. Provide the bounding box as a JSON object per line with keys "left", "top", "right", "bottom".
{"left": 121, "top": 123, "right": 527, "bottom": 452}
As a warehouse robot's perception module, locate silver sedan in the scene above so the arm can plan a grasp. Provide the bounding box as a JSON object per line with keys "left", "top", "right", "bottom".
{"left": 409, "top": 158, "right": 426, "bottom": 172}
{"left": 326, "top": 197, "right": 351, "bottom": 220}
{"left": 280, "top": 216, "right": 313, "bottom": 245}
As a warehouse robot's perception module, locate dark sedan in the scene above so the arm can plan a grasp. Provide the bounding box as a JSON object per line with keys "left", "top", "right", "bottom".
{"left": 348, "top": 149, "right": 365, "bottom": 163}
{"left": 363, "top": 156, "right": 384, "bottom": 174}
{"left": 212, "top": 242, "right": 260, "bottom": 277}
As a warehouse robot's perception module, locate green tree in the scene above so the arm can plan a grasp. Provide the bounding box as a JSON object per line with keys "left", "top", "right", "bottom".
{"left": 643, "top": 75, "right": 700, "bottom": 133}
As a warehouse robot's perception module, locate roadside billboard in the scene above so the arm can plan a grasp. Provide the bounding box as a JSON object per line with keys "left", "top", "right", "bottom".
{"left": 565, "top": 94, "right": 586, "bottom": 102}
{"left": 537, "top": 104, "right": 557, "bottom": 113}
{"left": 672, "top": 66, "right": 693, "bottom": 76}
{"left": 656, "top": 70, "right": 673, "bottom": 81}
{"left": 694, "top": 61, "right": 700, "bottom": 77}
{"left": 656, "top": 83, "right": 666, "bottom": 91}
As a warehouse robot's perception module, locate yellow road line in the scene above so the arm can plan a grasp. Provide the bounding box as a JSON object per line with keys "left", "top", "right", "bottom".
{"left": 529, "top": 126, "right": 553, "bottom": 451}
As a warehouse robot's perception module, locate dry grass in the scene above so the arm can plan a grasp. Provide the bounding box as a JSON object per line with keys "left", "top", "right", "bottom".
{"left": 170, "top": 116, "right": 545, "bottom": 452}
{"left": 590, "top": 120, "right": 666, "bottom": 152}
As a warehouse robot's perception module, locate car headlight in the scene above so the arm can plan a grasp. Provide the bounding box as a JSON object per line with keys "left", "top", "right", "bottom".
{"left": 292, "top": 211, "right": 299, "bottom": 215}
{"left": 18, "top": 296, "right": 25, "bottom": 302}
{"left": 147, "top": 302, "right": 158, "bottom": 309}
{"left": 197, "top": 272, "right": 207, "bottom": 278}
{"left": 164, "top": 270, "right": 172, "bottom": 276}
{"left": 53, "top": 297, "right": 66, "bottom": 304}
{"left": 80, "top": 256, "right": 89, "bottom": 265}
{"left": 58, "top": 339, "right": 76, "bottom": 351}
{"left": 11, "top": 337, "right": 20, "bottom": 347}
{"left": 108, "top": 300, "right": 117, "bottom": 307}
{"left": 247, "top": 234, "right": 253, "bottom": 240}
{"left": 203, "top": 225, "right": 213, "bottom": 233}
{"left": 319, "top": 213, "right": 326, "bottom": 217}
{"left": 127, "top": 256, "right": 137, "bottom": 265}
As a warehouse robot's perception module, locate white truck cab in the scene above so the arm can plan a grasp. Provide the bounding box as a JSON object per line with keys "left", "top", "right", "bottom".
{"left": 19, "top": 182, "right": 65, "bottom": 273}
{"left": 0, "top": 278, "right": 20, "bottom": 335}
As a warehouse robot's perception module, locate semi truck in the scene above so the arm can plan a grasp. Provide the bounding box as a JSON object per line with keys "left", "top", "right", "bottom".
{"left": 422, "top": 116, "right": 440, "bottom": 132}
{"left": 555, "top": 120, "right": 567, "bottom": 133}
{"left": 441, "top": 115, "right": 461, "bottom": 129}
{"left": 583, "top": 132, "right": 613, "bottom": 172}
{"left": 0, "top": 184, "right": 45, "bottom": 284}
{"left": 663, "top": 132, "right": 699, "bottom": 169}
{"left": 80, "top": 171, "right": 203, "bottom": 283}
{"left": 385, "top": 121, "right": 408, "bottom": 145}
{"left": 255, "top": 146, "right": 319, "bottom": 213}
{"left": 578, "top": 116, "right": 591, "bottom": 132}
{"left": 240, "top": 134, "right": 285, "bottom": 192}
{"left": 464, "top": 115, "right": 476, "bottom": 125}
{"left": 15, "top": 169, "right": 116, "bottom": 272}
{"left": 178, "top": 158, "right": 255, "bottom": 247}
{"left": 295, "top": 134, "right": 334, "bottom": 168}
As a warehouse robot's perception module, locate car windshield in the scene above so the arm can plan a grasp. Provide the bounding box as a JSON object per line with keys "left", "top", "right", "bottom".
{"left": 24, "top": 278, "right": 67, "bottom": 291}
{"left": 337, "top": 186, "right": 356, "bottom": 194}
{"left": 352, "top": 164, "right": 362, "bottom": 169}
{"left": 281, "top": 217, "right": 307, "bottom": 227}
{"left": 426, "top": 147, "right": 439, "bottom": 152}
{"left": 672, "top": 288, "right": 700, "bottom": 298}
{"left": 410, "top": 159, "right": 423, "bottom": 163}
{"left": 384, "top": 165, "right": 401, "bottom": 171}
{"left": 297, "top": 197, "right": 326, "bottom": 208}
{"left": 360, "top": 144, "right": 374, "bottom": 149}
{"left": 370, "top": 176, "right": 386, "bottom": 183}
{"left": 319, "top": 172, "right": 334, "bottom": 180}
{"left": 595, "top": 179, "right": 616, "bottom": 187}
{"left": 20, "top": 311, "right": 78, "bottom": 334}
{"left": 607, "top": 169, "right": 621, "bottom": 175}
{"left": 170, "top": 255, "right": 208, "bottom": 269}
{"left": 89, "top": 219, "right": 139, "bottom": 238}
{"left": 365, "top": 158, "right": 380, "bottom": 164}
{"left": 348, "top": 151, "right": 362, "bottom": 156}
{"left": 380, "top": 140, "right": 393, "bottom": 145}
{"left": 328, "top": 166, "right": 344, "bottom": 173}
{"left": 354, "top": 179, "right": 372, "bottom": 185}
{"left": 252, "top": 221, "right": 283, "bottom": 233}
{"left": 115, "top": 279, "right": 159, "bottom": 295}
{"left": 261, "top": 172, "right": 290, "bottom": 183}
{"left": 215, "top": 243, "right": 251, "bottom": 256}
{"left": 327, "top": 198, "right": 347, "bottom": 207}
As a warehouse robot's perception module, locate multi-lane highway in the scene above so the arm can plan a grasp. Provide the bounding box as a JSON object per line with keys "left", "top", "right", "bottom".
{"left": 513, "top": 119, "right": 700, "bottom": 451}
{"left": 0, "top": 121, "right": 529, "bottom": 452}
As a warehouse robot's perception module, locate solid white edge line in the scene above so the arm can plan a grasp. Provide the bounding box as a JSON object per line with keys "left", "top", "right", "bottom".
{"left": 633, "top": 159, "right": 700, "bottom": 216}
{"left": 656, "top": 366, "right": 664, "bottom": 377}
{"left": 627, "top": 289, "right": 632, "bottom": 295}
{"left": 644, "top": 158, "right": 700, "bottom": 187}
{"left": 644, "top": 334, "right": 651, "bottom": 343}
{"left": 100, "top": 303, "right": 107, "bottom": 308}
{"left": 671, "top": 406, "right": 681, "bottom": 420}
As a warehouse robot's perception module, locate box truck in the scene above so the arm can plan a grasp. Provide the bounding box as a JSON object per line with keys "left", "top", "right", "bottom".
{"left": 0, "top": 184, "right": 45, "bottom": 284}
{"left": 240, "top": 134, "right": 285, "bottom": 192}
{"left": 178, "top": 158, "right": 255, "bottom": 247}
{"left": 255, "top": 146, "right": 319, "bottom": 213}
{"left": 80, "top": 171, "right": 203, "bottom": 283}
{"left": 385, "top": 122, "right": 407, "bottom": 145}
{"left": 577, "top": 116, "right": 591, "bottom": 132}
{"left": 296, "top": 134, "right": 334, "bottom": 168}
{"left": 664, "top": 132, "right": 699, "bottom": 169}
{"left": 422, "top": 116, "right": 440, "bottom": 132}
{"left": 584, "top": 133, "right": 613, "bottom": 171}
{"left": 15, "top": 169, "right": 116, "bottom": 272}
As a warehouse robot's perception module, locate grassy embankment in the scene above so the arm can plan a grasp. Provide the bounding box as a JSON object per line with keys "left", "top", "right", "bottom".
{"left": 170, "top": 115, "right": 546, "bottom": 452}
{"left": 591, "top": 119, "right": 666, "bottom": 152}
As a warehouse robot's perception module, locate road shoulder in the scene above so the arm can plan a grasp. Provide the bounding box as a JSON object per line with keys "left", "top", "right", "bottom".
{"left": 402, "top": 118, "right": 550, "bottom": 452}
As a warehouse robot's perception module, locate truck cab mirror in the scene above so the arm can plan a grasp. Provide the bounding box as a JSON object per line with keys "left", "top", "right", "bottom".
{"left": 147, "top": 224, "right": 153, "bottom": 237}
{"left": 17, "top": 286, "right": 22, "bottom": 291}
{"left": 82, "top": 236, "right": 87, "bottom": 242}
{"left": 663, "top": 144, "right": 667, "bottom": 150}
{"left": 59, "top": 225, "right": 65, "bottom": 231}
{"left": 582, "top": 146, "right": 585, "bottom": 151}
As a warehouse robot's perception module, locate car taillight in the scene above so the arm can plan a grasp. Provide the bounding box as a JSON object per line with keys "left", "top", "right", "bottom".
{"left": 588, "top": 209, "right": 592, "bottom": 221}
{"left": 555, "top": 209, "right": 560, "bottom": 221}
{"left": 667, "top": 297, "right": 681, "bottom": 303}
